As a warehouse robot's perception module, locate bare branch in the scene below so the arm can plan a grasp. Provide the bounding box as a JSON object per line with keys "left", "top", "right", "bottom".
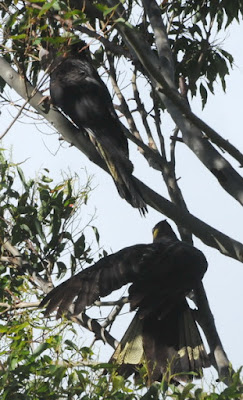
{"left": 0, "top": 98, "right": 29, "bottom": 139}
{"left": 194, "top": 283, "right": 233, "bottom": 385}
{"left": 94, "top": 297, "right": 129, "bottom": 307}
{"left": 0, "top": 301, "right": 39, "bottom": 315}
{"left": 106, "top": 52, "right": 143, "bottom": 145}
{"left": 70, "top": 311, "right": 119, "bottom": 349}
{"left": 90, "top": 297, "right": 128, "bottom": 347}
{"left": 142, "top": 0, "right": 175, "bottom": 81}
{"left": 104, "top": 1, "right": 243, "bottom": 206}
{"left": 1, "top": 57, "right": 243, "bottom": 263}
{"left": 131, "top": 69, "right": 156, "bottom": 147}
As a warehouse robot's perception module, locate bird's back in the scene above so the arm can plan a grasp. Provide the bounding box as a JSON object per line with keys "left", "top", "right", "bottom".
{"left": 50, "top": 57, "right": 128, "bottom": 153}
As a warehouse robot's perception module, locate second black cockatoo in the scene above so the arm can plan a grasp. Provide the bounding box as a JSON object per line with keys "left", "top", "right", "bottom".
{"left": 39, "top": 41, "right": 147, "bottom": 214}
{"left": 40, "top": 221, "right": 210, "bottom": 383}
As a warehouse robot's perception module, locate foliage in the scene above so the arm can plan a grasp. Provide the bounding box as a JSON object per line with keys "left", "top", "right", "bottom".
{"left": 0, "top": 149, "right": 95, "bottom": 283}
{"left": 0, "top": 0, "right": 240, "bottom": 104}
{"left": 0, "top": 302, "right": 242, "bottom": 399}
{"left": 0, "top": 0, "right": 243, "bottom": 398}
{"left": 0, "top": 149, "right": 101, "bottom": 397}
{"left": 0, "top": 151, "right": 241, "bottom": 399}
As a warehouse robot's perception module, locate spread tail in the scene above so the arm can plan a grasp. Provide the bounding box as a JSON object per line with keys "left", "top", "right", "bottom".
{"left": 110, "top": 303, "right": 210, "bottom": 384}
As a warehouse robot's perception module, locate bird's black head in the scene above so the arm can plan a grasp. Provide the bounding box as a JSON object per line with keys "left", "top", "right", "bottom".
{"left": 68, "top": 40, "right": 88, "bottom": 57}
{"left": 152, "top": 220, "right": 178, "bottom": 243}
{"left": 39, "top": 38, "right": 89, "bottom": 70}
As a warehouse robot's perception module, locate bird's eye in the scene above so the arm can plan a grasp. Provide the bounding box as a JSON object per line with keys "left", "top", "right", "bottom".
{"left": 80, "top": 71, "right": 86, "bottom": 78}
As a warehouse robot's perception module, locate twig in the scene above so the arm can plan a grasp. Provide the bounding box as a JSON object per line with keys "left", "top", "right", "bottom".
{"left": 106, "top": 52, "right": 143, "bottom": 146}
{"left": 2, "top": 239, "right": 23, "bottom": 267}
{"left": 131, "top": 68, "right": 156, "bottom": 149}
{"left": 94, "top": 297, "right": 129, "bottom": 307}
{"left": 0, "top": 301, "right": 40, "bottom": 315}
{"left": 70, "top": 311, "right": 119, "bottom": 349}
{"left": 90, "top": 297, "right": 128, "bottom": 348}
{"left": 2, "top": 58, "right": 243, "bottom": 262}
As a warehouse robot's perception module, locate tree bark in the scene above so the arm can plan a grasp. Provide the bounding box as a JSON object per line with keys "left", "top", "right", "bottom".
{"left": 1, "top": 56, "right": 243, "bottom": 265}
{"left": 104, "top": 0, "right": 243, "bottom": 206}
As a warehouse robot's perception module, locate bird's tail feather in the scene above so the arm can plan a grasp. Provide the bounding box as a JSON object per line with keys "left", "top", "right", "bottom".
{"left": 174, "top": 305, "right": 210, "bottom": 380}
{"left": 109, "top": 304, "right": 210, "bottom": 384}
{"left": 94, "top": 138, "right": 147, "bottom": 215}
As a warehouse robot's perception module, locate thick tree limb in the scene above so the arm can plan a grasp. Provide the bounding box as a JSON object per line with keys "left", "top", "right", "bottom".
{"left": 0, "top": 57, "right": 107, "bottom": 171}
{"left": 128, "top": 2, "right": 233, "bottom": 384}
{"left": 1, "top": 57, "right": 243, "bottom": 264}
{"left": 142, "top": 0, "right": 243, "bottom": 165}
{"left": 194, "top": 283, "right": 232, "bottom": 385}
{"left": 142, "top": 0, "right": 175, "bottom": 81}
{"left": 104, "top": 0, "right": 243, "bottom": 206}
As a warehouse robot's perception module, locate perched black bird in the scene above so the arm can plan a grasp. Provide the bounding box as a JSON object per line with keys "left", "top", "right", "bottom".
{"left": 39, "top": 41, "right": 147, "bottom": 214}
{"left": 41, "top": 220, "right": 210, "bottom": 383}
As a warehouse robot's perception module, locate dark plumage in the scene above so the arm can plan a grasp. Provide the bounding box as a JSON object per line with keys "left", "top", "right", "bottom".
{"left": 40, "top": 220, "right": 210, "bottom": 383}
{"left": 39, "top": 41, "right": 147, "bottom": 214}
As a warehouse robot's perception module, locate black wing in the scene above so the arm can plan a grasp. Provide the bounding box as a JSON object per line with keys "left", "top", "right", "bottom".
{"left": 41, "top": 243, "right": 157, "bottom": 316}
{"left": 40, "top": 240, "right": 207, "bottom": 318}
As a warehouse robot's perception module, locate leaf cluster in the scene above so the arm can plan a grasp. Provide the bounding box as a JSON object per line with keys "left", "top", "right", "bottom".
{"left": 1, "top": 1, "right": 243, "bottom": 398}
{"left": 0, "top": 148, "right": 242, "bottom": 399}
{"left": 0, "top": 0, "right": 242, "bottom": 105}
{"left": 0, "top": 149, "right": 97, "bottom": 312}
{"left": 0, "top": 150, "right": 114, "bottom": 397}
{"left": 0, "top": 310, "right": 242, "bottom": 399}
{"left": 162, "top": 0, "right": 235, "bottom": 106}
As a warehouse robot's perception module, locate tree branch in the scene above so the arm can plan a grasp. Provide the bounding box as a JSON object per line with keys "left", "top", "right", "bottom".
{"left": 135, "top": 4, "right": 236, "bottom": 384}
{"left": 194, "top": 283, "right": 233, "bottom": 385}
{"left": 1, "top": 57, "right": 243, "bottom": 264}
{"left": 0, "top": 301, "right": 39, "bottom": 314}
{"left": 0, "top": 57, "right": 107, "bottom": 172}
{"left": 104, "top": 0, "right": 243, "bottom": 207}
{"left": 68, "top": 310, "right": 119, "bottom": 350}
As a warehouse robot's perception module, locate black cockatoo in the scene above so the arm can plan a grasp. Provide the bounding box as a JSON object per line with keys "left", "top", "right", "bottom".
{"left": 39, "top": 41, "right": 147, "bottom": 214}
{"left": 40, "top": 220, "right": 210, "bottom": 383}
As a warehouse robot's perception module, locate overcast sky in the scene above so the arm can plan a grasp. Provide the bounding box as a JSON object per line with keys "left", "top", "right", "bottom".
{"left": 1, "top": 18, "right": 243, "bottom": 383}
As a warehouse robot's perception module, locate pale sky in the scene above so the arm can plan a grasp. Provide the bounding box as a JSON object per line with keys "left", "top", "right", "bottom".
{"left": 1, "top": 19, "right": 243, "bottom": 381}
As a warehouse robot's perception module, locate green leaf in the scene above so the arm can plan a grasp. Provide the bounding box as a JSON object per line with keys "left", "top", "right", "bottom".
{"left": 56, "top": 261, "right": 67, "bottom": 279}
{"left": 181, "top": 382, "right": 195, "bottom": 398}
{"left": 112, "top": 374, "right": 125, "bottom": 391}
{"left": 70, "top": 253, "right": 77, "bottom": 275}
{"left": 38, "top": 0, "right": 58, "bottom": 17}
{"left": 65, "top": 339, "right": 79, "bottom": 352}
{"left": 95, "top": 3, "right": 119, "bottom": 16}
{"left": 41, "top": 175, "right": 53, "bottom": 183}
{"left": 19, "top": 223, "right": 32, "bottom": 236}
{"left": 10, "top": 34, "right": 27, "bottom": 40}
{"left": 34, "top": 219, "right": 47, "bottom": 244}
{"left": 17, "top": 166, "right": 28, "bottom": 190}
{"left": 92, "top": 226, "right": 100, "bottom": 244}
{"left": 200, "top": 83, "right": 208, "bottom": 109}
{"left": 0, "top": 324, "right": 9, "bottom": 333}
{"left": 31, "top": 342, "right": 49, "bottom": 357}
{"left": 74, "top": 234, "right": 85, "bottom": 258}
{"left": 9, "top": 356, "right": 19, "bottom": 369}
